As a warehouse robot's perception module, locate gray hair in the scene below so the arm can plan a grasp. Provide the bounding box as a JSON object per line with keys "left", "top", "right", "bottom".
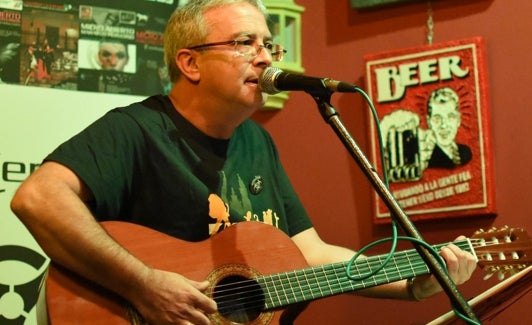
{"left": 427, "top": 87, "right": 459, "bottom": 116}
{"left": 163, "top": 0, "right": 268, "bottom": 82}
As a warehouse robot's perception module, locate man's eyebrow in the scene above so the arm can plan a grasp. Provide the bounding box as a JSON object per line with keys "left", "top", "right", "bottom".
{"left": 233, "top": 33, "right": 273, "bottom": 41}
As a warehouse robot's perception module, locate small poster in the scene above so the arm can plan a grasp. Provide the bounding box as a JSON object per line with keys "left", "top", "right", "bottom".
{"left": 0, "top": 5, "right": 22, "bottom": 84}
{"left": 20, "top": 2, "right": 79, "bottom": 89}
{"left": 364, "top": 37, "right": 496, "bottom": 223}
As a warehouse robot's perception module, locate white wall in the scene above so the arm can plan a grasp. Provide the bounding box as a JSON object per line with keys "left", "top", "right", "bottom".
{"left": 0, "top": 83, "right": 144, "bottom": 324}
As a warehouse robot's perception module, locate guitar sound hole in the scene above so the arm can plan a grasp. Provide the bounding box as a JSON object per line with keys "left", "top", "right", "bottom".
{"left": 213, "top": 275, "right": 265, "bottom": 323}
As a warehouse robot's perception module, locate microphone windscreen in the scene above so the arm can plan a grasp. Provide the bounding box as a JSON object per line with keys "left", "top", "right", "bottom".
{"left": 259, "top": 67, "right": 282, "bottom": 95}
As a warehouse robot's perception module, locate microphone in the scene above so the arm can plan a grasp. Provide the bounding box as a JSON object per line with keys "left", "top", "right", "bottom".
{"left": 259, "top": 67, "right": 358, "bottom": 95}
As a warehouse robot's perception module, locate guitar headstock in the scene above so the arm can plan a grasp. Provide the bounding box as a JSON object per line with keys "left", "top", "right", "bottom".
{"left": 472, "top": 226, "right": 532, "bottom": 280}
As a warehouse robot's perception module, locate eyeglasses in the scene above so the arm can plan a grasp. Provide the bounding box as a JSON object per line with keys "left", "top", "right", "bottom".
{"left": 187, "top": 37, "right": 286, "bottom": 62}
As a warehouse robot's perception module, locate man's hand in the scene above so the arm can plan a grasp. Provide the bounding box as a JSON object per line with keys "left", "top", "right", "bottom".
{"left": 131, "top": 269, "right": 217, "bottom": 325}
{"left": 410, "top": 236, "right": 477, "bottom": 300}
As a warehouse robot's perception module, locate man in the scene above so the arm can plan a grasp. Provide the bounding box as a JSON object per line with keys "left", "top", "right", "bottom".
{"left": 10, "top": 1, "right": 476, "bottom": 324}
{"left": 426, "top": 87, "right": 472, "bottom": 169}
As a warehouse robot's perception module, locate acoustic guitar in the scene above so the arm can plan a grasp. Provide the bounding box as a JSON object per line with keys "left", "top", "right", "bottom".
{"left": 46, "top": 221, "right": 532, "bottom": 324}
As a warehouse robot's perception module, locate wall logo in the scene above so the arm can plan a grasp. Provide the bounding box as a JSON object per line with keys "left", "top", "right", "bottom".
{"left": 0, "top": 154, "right": 46, "bottom": 323}
{"left": 0, "top": 154, "right": 41, "bottom": 195}
{"left": 0, "top": 245, "right": 48, "bottom": 324}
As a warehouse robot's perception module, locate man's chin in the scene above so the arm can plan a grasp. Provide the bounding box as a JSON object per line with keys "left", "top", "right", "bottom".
{"left": 261, "top": 92, "right": 269, "bottom": 105}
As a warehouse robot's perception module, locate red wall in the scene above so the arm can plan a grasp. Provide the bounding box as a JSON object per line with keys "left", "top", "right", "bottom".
{"left": 254, "top": 0, "right": 532, "bottom": 323}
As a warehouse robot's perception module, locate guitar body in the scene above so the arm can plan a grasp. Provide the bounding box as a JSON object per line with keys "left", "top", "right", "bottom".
{"left": 46, "top": 221, "right": 310, "bottom": 325}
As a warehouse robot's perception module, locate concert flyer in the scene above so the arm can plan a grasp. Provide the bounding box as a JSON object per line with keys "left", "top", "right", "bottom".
{"left": 19, "top": 2, "right": 78, "bottom": 89}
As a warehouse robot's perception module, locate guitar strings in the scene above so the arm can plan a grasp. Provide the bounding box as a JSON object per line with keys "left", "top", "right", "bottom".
{"left": 212, "top": 238, "right": 470, "bottom": 310}
{"left": 213, "top": 238, "right": 513, "bottom": 315}
{"left": 213, "top": 239, "right": 458, "bottom": 312}
{"left": 214, "top": 254, "right": 432, "bottom": 314}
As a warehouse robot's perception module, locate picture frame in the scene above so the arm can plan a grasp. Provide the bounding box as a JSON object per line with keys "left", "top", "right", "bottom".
{"left": 364, "top": 37, "right": 496, "bottom": 223}
{"left": 350, "top": 0, "right": 422, "bottom": 10}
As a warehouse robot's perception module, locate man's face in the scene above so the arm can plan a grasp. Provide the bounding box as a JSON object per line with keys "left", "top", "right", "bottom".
{"left": 428, "top": 101, "right": 461, "bottom": 147}
{"left": 98, "top": 42, "right": 128, "bottom": 71}
{"left": 194, "top": 3, "right": 272, "bottom": 114}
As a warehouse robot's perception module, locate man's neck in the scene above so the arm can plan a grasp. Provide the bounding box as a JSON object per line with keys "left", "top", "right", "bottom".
{"left": 168, "top": 88, "right": 239, "bottom": 140}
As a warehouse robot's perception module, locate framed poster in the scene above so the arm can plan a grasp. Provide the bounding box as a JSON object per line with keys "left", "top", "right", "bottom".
{"left": 364, "top": 37, "right": 496, "bottom": 223}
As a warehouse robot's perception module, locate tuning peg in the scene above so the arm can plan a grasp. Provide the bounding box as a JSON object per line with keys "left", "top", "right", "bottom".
{"left": 483, "top": 272, "right": 494, "bottom": 281}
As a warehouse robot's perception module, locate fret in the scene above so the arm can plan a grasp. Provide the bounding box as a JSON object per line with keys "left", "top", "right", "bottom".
{"left": 300, "top": 267, "right": 313, "bottom": 299}
{"left": 364, "top": 257, "right": 378, "bottom": 287}
{"left": 381, "top": 254, "right": 395, "bottom": 284}
{"left": 292, "top": 269, "right": 313, "bottom": 301}
{"left": 260, "top": 274, "right": 276, "bottom": 310}
{"left": 276, "top": 271, "right": 290, "bottom": 306}
{"left": 311, "top": 266, "right": 324, "bottom": 299}
{"left": 384, "top": 251, "right": 401, "bottom": 279}
{"left": 320, "top": 264, "right": 335, "bottom": 297}
{"left": 264, "top": 274, "right": 284, "bottom": 308}
{"left": 284, "top": 269, "right": 301, "bottom": 303}
{"left": 290, "top": 270, "right": 305, "bottom": 302}
{"left": 404, "top": 249, "right": 417, "bottom": 279}
{"left": 338, "top": 262, "right": 359, "bottom": 291}
{"left": 291, "top": 269, "right": 307, "bottom": 302}
{"left": 331, "top": 265, "right": 351, "bottom": 288}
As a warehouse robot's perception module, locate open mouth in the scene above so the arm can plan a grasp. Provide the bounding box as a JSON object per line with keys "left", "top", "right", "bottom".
{"left": 246, "top": 77, "right": 259, "bottom": 85}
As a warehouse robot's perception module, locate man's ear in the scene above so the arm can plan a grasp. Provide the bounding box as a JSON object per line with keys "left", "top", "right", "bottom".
{"left": 175, "top": 49, "right": 200, "bottom": 82}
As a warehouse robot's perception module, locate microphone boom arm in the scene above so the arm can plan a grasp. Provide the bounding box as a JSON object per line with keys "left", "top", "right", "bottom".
{"left": 310, "top": 93, "right": 479, "bottom": 324}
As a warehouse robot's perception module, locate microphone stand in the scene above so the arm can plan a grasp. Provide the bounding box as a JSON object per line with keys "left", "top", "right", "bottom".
{"left": 309, "top": 90, "right": 479, "bottom": 324}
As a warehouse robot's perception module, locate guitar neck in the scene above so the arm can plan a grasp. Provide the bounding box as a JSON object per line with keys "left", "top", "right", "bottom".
{"left": 259, "top": 239, "right": 473, "bottom": 310}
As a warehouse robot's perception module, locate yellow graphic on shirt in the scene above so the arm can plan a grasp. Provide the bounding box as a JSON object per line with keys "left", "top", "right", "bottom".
{"left": 243, "top": 209, "right": 280, "bottom": 228}
{"left": 208, "top": 194, "right": 231, "bottom": 236}
{"left": 209, "top": 172, "right": 282, "bottom": 236}
{"left": 208, "top": 195, "right": 280, "bottom": 236}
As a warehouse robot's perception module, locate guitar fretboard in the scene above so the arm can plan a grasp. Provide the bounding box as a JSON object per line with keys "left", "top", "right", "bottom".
{"left": 258, "top": 240, "right": 472, "bottom": 309}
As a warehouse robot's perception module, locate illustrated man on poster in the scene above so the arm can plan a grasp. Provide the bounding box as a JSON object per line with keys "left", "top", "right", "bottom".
{"left": 425, "top": 87, "right": 472, "bottom": 169}
{"left": 379, "top": 86, "right": 473, "bottom": 183}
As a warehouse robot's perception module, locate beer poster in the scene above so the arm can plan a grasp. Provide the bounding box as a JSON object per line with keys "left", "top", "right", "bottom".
{"left": 364, "top": 37, "right": 496, "bottom": 223}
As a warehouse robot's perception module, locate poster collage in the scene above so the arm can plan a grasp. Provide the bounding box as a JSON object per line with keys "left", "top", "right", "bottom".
{"left": 0, "top": 0, "right": 177, "bottom": 96}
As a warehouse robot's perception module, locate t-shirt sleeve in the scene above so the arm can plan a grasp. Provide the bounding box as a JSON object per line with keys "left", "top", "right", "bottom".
{"left": 45, "top": 108, "right": 143, "bottom": 218}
